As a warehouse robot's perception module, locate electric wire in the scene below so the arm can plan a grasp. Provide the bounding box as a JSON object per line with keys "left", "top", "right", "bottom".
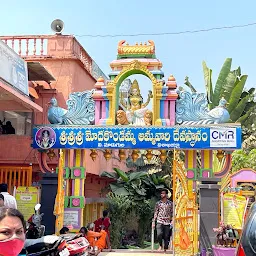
{"left": 75, "top": 21, "right": 256, "bottom": 38}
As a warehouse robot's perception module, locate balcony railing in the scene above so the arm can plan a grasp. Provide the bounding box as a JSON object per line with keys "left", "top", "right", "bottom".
{"left": 0, "top": 35, "right": 108, "bottom": 81}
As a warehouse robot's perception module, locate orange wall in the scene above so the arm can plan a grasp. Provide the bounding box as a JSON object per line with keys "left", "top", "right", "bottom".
{"left": 84, "top": 174, "right": 111, "bottom": 198}
{"left": 38, "top": 59, "right": 95, "bottom": 109}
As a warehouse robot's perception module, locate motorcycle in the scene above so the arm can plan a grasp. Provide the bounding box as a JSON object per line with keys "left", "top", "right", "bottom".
{"left": 21, "top": 234, "right": 91, "bottom": 256}
{"left": 60, "top": 233, "right": 90, "bottom": 256}
{"left": 22, "top": 235, "right": 70, "bottom": 256}
{"left": 26, "top": 204, "right": 45, "bottom": 239}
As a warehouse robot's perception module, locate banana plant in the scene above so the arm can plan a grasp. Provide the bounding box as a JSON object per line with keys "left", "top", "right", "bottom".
{"left": 101, "top": 168, "right": 169, "bottom": 199}
{"left": 185, "top": 58, "right": 256, "bottom": 125}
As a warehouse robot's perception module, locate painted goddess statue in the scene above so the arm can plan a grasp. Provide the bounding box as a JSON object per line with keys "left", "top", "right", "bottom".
{"left": 116, "top": 79, "right": 153, "bottom": 126}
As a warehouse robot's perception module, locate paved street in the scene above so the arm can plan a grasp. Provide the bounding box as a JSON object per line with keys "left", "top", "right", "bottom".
{"left": 99, "top": 249, "right": 173, "bottom": 255}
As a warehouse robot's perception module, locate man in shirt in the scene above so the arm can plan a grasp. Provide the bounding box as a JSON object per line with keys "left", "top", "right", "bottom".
{"left": 0, "top": 183, "right": 17, "bottom": 209}
{"left": 152, "top": 188, "right": 173, "bottom": 252}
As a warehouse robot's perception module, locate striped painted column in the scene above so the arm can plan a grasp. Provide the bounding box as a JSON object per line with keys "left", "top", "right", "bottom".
{"left": 200, "top": 150, "right": 213, "bottom": 178}
{"left": 62, "top": 149, "right": 86, "bottom": 231}
{"left": 184, "top": 150, "right": 197, "bottom": 198}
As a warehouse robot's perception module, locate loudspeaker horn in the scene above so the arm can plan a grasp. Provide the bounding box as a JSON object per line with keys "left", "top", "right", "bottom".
{"left": 51, "top": 19, "right": 64, "bottom": 34}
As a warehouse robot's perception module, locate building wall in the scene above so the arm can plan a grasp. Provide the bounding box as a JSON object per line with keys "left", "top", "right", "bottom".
{"left": 0, "top": 36, "right": 127, "bottom": 199}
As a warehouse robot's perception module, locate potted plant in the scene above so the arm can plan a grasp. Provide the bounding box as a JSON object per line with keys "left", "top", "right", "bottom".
{"left": 212, "top": 222, "right": 239, "bottom": 256}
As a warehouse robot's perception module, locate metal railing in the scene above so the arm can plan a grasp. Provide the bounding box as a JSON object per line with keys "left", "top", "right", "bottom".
{"left": 0, "top": 166, "right": 32, "bottom": 193}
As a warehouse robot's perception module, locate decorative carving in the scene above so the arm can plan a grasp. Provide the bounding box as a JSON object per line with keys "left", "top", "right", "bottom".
{"left": 144, "top": 110, "right": 153, "bottom": 126}
{"left": 159, "top": 150, "right": 167, "bottom": 163}
{"left": 131, "top": 150, "right": 139, "bottom": 162}
{"left": 145, "top": 150, "right": 153, "bottom": 161}
{"left": 104, "top": 149, "right": 112, "bottom": 161}
{"left": 118, "top": 40, "right": 155, "bottom": 56}
{"left": 106, "top": 60, "right": 163, "bottom": 125}
{"left": 116, "top": 110, "right": 129, "bottom": 125}
{"left": 176, "top": 90, "right": 230, "bottom": 125}
{"left": 118, "top": 149, "right": 126, "bottom": 161}
{"left": 90, "top": 149, "right": 98, "bottom": 161}
{"left": 48, "top": 89, "right": 95, "bottom": 125}
{"left": 108, "top": 60, "right": 161, "bottom": 88}
{"left": 216, "top": 150, "right": 225, "bottom": 162}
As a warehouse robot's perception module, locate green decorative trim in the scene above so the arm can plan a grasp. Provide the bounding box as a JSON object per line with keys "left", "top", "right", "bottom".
{"left": 69, "top": 196, "right": 85, "bottom": 208}
{"left": 186, "top": 168, "right": 197, "bottom": 180}
{"left": 70, "top": 167, "right": 86, "bottom": 179}
{"left": 109, "top": 75, "right": 116, "bottom": 80}
{"left": 117, "top": 54, "right": 156, "bottom": 59}
{"left": 56, "top": 167, "right": 70, "bottom": 179}
{"left": 64, "top": 196, "right": 70, "bottom": 208}
{"left": 199, "top": 168, "right": 213, "bottom": 178}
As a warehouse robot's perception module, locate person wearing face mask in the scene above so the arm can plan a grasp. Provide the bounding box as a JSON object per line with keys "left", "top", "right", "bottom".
{"left": 0, "top": 207, "right": 26, "bottom": 256}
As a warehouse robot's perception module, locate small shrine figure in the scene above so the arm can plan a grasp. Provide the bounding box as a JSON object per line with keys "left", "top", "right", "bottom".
{"left": 117, "top": 79, "right": 153, "bottom": 126}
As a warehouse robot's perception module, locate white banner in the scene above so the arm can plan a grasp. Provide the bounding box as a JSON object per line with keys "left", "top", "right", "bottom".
{"left": 210, "top": 128, "right": 237, "bottom": 148}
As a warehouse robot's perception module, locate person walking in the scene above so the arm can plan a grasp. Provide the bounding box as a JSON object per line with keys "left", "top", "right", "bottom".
{"left": 0, "top": 183, "right": 17, "bottom": 209}
{"left": 152, "top": 188, "right": 173, "bottom": 253}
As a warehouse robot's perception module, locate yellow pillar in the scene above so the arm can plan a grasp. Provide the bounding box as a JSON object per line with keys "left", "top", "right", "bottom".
{"left": 54, "top": 149, "right": 65, "bottom": 235}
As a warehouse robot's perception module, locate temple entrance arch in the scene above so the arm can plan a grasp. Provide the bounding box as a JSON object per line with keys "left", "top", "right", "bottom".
{"left": 106, "top": 60, "right": 163, "bottom": 125}
{"left": 32, "top": 40, "right": 242, "bottom": 255}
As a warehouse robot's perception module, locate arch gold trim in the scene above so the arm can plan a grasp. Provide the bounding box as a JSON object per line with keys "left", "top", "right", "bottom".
{"left": 106, "top": 60, "right": 163, "bottom": 125}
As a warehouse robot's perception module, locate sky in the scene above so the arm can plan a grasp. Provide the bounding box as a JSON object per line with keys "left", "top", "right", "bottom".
{"left": 1, "top": 0, "right": 256, "bottom": 103}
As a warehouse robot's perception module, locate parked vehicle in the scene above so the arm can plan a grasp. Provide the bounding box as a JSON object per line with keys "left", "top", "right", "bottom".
{"left": 26, "top": 204, "right": 45, "bottom": 239}
{"left": 23, "top": 235, "right": 69, "bottom": 256}
{"left": 60, "top": 233, "right": 90, "bottom": 255}
{"left": 236, "top": 202, "right": 256, "bottom": 256}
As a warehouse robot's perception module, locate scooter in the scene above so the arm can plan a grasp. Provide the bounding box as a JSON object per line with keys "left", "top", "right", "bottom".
{"left": 23, "top": 235, "right": 70, "bottom": 256}
{"left": 26, "top": 204, "right": 45, "bottom": 239}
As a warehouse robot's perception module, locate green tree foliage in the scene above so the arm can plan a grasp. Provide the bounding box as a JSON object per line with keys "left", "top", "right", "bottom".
{"left": 101, "top": 168, "right": 169, "bottom": 248}
{"left": 231, "top": 149, "right": 256, "bottom": 174}
{"left": 105, "top": 193, "right": 133, "bottom": 248}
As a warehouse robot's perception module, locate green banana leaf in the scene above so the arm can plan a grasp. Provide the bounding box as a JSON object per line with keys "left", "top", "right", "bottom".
{"left": 248, "top": 88, "right": 255, "bottom": 94}
{"left": 235, "top": 66, "right": 241, "bottom": 77}
{"left": 221, "top": 70, "right": 237, "bottom": 101}
{"left": 243, "top": 101, "right": 256, "bottom": 114}
{"left": 184, "top": 76, "right": 197, "bottom": 92}
{"left": 237, "top": 106, "right": 255, "bottom": 124}
{"left": 129, "top": 171, "right": 147, "bottom": 182}
{"left": 113, "top": 168, "right": 129, "bottom": 182}
{"left": 228, "top": 75, "right": 248, "bottom": 113}
{"left": 151, "top": 174, "right": 159, "bottom": 185}
{"left": 202, "top": 61, "right": 213, "bottom": 107}
{"left": 230, "top": 94, "right": 251, "bottom": 121}
{"left": 101, "top": 171, "right": 118, "bottom": 179}
{"left": 110, "top": 183, "right": 130, "bottom": 196}
{"left": 213, "top": 58, "right": 232, "bottom": 106}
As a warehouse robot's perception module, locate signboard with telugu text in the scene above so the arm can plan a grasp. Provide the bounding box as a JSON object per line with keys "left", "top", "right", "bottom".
{"left": 32, "top": 125, "right": 242, "bottom": 150}
{"left": 222, "top": 193, "right": 248, "bottom": 229}
{"left": 14, "top": 186, "right": 40, "bottom": 220}
{"left": 0, "top": 40, "right": 29, "bottom": 95}
{"left": 63, "top": 209, "right": 81, "bottom": 230}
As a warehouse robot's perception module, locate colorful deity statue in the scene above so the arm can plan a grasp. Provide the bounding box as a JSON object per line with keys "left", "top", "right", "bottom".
{"left": 117, "top": 79, "right": 153, "bottom": 126}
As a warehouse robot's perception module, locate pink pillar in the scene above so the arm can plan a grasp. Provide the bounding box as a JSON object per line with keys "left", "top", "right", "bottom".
{"left": 95, "top": 101, "right": 100, "bottom": 125}
{"left": 169, "top": 99, "right": 176, "bottom": 125}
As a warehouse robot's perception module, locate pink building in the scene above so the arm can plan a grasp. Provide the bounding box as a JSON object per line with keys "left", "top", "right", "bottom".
{"left": 0, "top": 35, "right": 127, "bottom": 202}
